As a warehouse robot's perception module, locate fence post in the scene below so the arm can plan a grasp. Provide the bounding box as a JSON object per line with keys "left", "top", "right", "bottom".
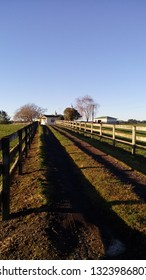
{"left": 132, "top": 126, "right": 136, "bottom": 155}
{"left": 1, "top": 137, "right": 10, "bottom": 220}
{"left": 28, "top": 125, "right": 31, "bottom": 149}
{"left": 113, "top": 125, "right": 116, "bottom": 147}
{"left": 18, "top": 130, "right": 23, "bottom": 175}
{"left": 30, "top": 124, "right": 33, "bottom": 143}
{"left": 84, "top": 122, "right": 87, "bottom": 135}
{"left": 91, "top": 122, "right": 93, "bottom": 138}
{"left": 73, "top": 121, "right": 75, "bottom": 129}
{"left": 100, "top": 123, "right": 102, "bottom": 140}
{"left": 25, "top": 127, "right": 28, "bottom": 157}
{"left": 79, "top": 122, "right": 81, "bottom": 133}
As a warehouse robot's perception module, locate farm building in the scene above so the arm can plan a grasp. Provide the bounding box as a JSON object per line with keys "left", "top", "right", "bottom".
{"left": 40, "top": 114, "right": 62, "bottom": 125}
{"left": 94, "top": 116, "right": 117, "bottom": 124}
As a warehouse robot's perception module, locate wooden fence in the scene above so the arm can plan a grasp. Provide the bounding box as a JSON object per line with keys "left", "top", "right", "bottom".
{"left": 56, "top": 120, "right": 146, "bottom": 155}
{"left": 0, "top": 121, "right": 38, "bottom": 220}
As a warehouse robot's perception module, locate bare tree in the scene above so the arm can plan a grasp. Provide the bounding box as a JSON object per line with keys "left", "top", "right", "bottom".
{"left": 13, "top": 103, "right": 46, "bottom": 122}
{"left": 76, "top": 95, "right": 99, "bottom": 122}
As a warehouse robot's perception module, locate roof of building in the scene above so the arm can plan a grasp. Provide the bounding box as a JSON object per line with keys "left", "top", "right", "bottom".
{"left": 41, "top": 114, "right": 62, "bottom": 118}
{"left": 94, "top": 116, "right": 117, "bottom": 119}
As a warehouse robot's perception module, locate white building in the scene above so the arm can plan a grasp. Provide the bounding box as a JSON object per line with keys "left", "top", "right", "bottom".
{"left": 40, "top": 114, "right": 62, "bottom": 125}
{"left": 94, "top": 116, "right": 117, "bottom": 124}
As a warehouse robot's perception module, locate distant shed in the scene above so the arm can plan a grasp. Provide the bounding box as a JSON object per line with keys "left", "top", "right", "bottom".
{"left": 94, "top": 116, "right": 117, "bottom": 124}
{"left": 40, "top": 114, "right": 61, "bottom": 125}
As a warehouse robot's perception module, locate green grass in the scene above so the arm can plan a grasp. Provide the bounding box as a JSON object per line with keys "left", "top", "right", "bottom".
{"left": 0, "top": 124, "right": 26, "bottom": 157}
{"left": 64, "top": 123, "right": 146, "bottom": 151}
{"left": 48, "top": 125, "right": 146, "bottom": 246}
{"left": 38, "top": 125, "right": 53, "bottom": 206}
{"left": 85, "top": 133, "right": 146, "bottom": 175}
{"left": 0, "top": 124, "right": 25, "bottom": 138}
{"left": 57, "top": 126, "right": 146, "bottom": 176}
{"left": 0, "top": 124, "right": 26, "bottom": 192}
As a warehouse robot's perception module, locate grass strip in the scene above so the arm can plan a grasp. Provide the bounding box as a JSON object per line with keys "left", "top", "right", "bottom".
{"left": 0, "top": 124, "right": 25, "bottom": 138}
{"left": 57, "top": 126, "right": 146, "bottom": 176}
{"left": 48, "top": 125, "right": 146, "bottom": 238}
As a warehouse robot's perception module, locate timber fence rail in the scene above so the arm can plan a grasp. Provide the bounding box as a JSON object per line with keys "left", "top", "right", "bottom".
{"left": 0, "top": 121, "right": 38, "bottom": 220}
{"left": 56, "top": 120, "right": 146, "bottom": 155}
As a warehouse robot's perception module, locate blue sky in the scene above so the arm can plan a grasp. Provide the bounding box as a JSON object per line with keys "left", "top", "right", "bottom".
{"left": 0, "top": 0, "right": 146, "bottom": 121}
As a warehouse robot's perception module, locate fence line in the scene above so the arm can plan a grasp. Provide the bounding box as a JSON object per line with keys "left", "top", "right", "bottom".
{"left": 56, "top": 120, "right": 146, "bottom": 155}
{"left": 0, "top": 121, "right": 38, "bottom": 220}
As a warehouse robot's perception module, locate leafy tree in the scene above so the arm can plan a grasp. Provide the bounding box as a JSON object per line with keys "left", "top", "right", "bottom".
{"left": 128, "top": 119, "right": 138, "bottom": 124}
{"left": 57, "top": 114, "right": 64, "bottom": 120}
{"left": 75, "top": 95, "right": 99, "bottom": 122}
{"left": 0, "top": 110, "right": 11, "bottom": 124}
{"left": 13, "top": 103, "right": 46, "bottom": 122}
{"left": 64, "top": 107, "right": 81, "bottom": 121}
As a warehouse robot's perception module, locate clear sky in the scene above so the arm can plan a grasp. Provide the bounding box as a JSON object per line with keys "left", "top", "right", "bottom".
{"left": 0, "top": 0, "right": 146, "bottom": 121}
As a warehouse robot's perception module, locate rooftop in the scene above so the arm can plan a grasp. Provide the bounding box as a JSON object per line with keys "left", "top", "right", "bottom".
{"left": 94, "top": 116, "right": 117, "bottom": 119}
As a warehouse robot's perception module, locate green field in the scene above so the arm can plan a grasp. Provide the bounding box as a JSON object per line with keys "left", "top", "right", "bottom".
{"left": 0, "top": 124, "right": 25, "bottom": 138}
{"left": 56, "top": 125, "right": 146, "bottom": 176}
{"left": 47, "top": 125, "right": 146, "bottom": 258}
{"left": 0, "top": 124, "right": 27, "bottom": 192}
{"left": 0, "top": 124, "right": 26, "bottom": 161}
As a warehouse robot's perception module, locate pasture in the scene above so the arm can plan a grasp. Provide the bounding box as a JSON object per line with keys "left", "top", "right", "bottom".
{"left": 0, "top": 124, "right": 25, "bottom": 138}
{"left": 47, "top": 125, "right": 146, "bottom": 258}
{"left": 0, "top": 124, "right": 25, "bottom": 157}
{"left": 56, "top": 120, "right": 146, "bottom": 156}
{"left": 50, "top": 126, "right": 146, "bottom": 234}
{"left": 56, "top": 121, "right": 146, "bottom": 176}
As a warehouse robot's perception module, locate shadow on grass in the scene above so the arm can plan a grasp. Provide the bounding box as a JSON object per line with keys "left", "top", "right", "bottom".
{"left": 9, "top": 125, "right": 146, "bottom": 259}
{"left": 55, "top": 126, "right": 146, "bottom": 203}
{"left": 38, "top": 125, "right": 146, "bottom": 260}
{"left": 59, "top": 127, "right": 146, "bottom": 176}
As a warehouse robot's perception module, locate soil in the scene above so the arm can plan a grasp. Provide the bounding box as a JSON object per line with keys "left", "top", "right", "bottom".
{"left": 0, "top": 125, "right": 146, "bottom": 260}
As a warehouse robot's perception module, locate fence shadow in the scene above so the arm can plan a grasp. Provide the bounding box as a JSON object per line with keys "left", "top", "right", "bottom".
{"left": 38, "top": 125, "right": 146, "bottom": 260}
{"left": 60, "top": 126, "right": 146, "bottom": 176}
{"left": 55, "top": 126, "right": 146, "bottom": 203}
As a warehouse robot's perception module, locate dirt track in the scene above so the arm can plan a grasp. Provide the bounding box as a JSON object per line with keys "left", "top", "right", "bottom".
{"left": 0, "top": 125, "right": 146, "bottom": 259}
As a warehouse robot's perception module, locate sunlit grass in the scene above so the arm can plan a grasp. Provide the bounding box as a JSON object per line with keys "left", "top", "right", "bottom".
{"left": 48, "top": 125, "right": 146, "bottom": 237}
{"left": 57, "top": 126, "right": 146, "bottom": 175}
{"left": 0, "top": 124, "right": 25, "bottom": 138}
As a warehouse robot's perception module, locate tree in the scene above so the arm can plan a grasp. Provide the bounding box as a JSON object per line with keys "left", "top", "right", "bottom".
{"left": 13, "top": 103, "right": 46, "bottom": 122}
{"left": 75, "top": 95, "right": 99, "bottom": 122}
{"left": 64, "top": 107, "right": 81, "bottom": 121}
{"left": 0, "top": 110, "right": 11, "bottom": 124}
{"left": 128, "top": 119, "right": 138, "bottom": 124}
{"left": 58, "top": 115, "right": 64, "bottom": 120}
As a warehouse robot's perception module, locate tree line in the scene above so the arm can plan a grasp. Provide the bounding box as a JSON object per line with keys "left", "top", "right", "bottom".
{"left": 0, "top": 95, "right": 146, "bottom": 124}
{"left": 0, "top": 95, "right": 98, "bottom": 123}
{"left": 2, "top": 95, "right": 144, "bottom": 124}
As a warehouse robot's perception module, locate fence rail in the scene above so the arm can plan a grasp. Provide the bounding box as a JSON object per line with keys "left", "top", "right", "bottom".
{"left": 56, "top": 120, "right": 146, "bottom": 155}
{"left": 0, "top": 121, "right": 38, "bottom": 220}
